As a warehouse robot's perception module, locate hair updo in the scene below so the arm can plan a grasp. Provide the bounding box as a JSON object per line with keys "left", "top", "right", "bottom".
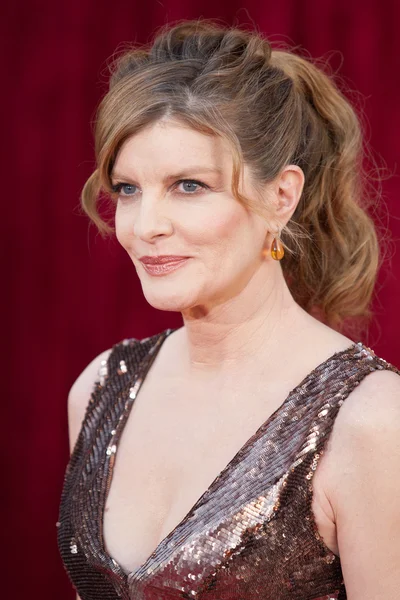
{"left": 81, "top": 18, "right": 387, "bottom": 336}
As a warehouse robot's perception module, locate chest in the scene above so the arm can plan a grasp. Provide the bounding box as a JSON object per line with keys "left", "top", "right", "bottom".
{"left": 102, "top": 374, "right": 338, "bottom": 575}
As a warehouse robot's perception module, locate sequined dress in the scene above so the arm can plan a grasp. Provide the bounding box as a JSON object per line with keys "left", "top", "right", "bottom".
{"left": 57, "top": 328, "right": 400, "bottom": 600}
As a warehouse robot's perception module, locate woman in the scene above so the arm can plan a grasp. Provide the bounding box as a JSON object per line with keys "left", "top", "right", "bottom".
{"left": 57, "top": 19, "right": 400, "bottom": 600}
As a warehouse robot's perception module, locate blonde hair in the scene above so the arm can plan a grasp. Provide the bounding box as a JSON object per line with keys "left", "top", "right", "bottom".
{"left": 82, "top": 18, "right": 388, "bottom": 337}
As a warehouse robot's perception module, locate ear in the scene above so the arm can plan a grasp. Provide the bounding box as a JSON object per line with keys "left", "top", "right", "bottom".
{"left": 273, "top": 165, "right": 305, "bottom": 223}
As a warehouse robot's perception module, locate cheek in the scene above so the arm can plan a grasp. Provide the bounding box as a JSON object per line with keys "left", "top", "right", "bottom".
{"left": 193, "top": 206, "right": 264, "bottom": 274}
{"left": 187, "top": 205, "right": 245, "bottom": 247}
{"left": 114, "top": 205, "right": 131, "bottom": 248}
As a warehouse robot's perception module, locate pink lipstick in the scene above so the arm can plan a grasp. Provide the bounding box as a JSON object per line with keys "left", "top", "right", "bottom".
{"left": 140, "top": 257, "right": 189, "bottom": 276}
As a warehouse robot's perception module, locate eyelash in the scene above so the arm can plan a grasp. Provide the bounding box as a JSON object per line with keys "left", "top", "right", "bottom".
{"left": 110, "top": 179, "right": 209, "bottom": 199}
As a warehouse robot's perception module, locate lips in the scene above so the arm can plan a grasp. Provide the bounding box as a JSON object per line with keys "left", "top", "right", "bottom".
{"left": 139, "top": 256, "right": 189, "bottom": 265}
{"left": 140, "top": 257, "right": 189, "bottom": 277}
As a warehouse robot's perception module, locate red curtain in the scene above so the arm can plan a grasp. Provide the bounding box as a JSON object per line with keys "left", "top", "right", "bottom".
{"left": 4, "top": 1, "right": 399, "bottom": 598}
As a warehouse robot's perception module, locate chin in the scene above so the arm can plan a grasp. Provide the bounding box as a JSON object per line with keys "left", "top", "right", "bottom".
{"left": 141, "top": 288, "right": 199, "bottom": 313}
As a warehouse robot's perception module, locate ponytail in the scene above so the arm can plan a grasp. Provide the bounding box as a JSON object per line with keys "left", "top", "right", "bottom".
{"left": 270, "top": 50, "right": 382, "bottom": 334}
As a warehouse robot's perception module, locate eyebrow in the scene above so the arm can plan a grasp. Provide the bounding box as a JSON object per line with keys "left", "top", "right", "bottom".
{"left": 110, "top": 166, "right": 223, "bottom": 181}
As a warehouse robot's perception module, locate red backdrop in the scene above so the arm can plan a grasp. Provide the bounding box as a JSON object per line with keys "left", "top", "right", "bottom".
{"left": 4, "top": 1, "right": 400, "bottom": 598}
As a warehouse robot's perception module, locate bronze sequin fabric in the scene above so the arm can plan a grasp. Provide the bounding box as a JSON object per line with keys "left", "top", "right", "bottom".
{"left": 57, "top": 328, "right": 400, "bottom": 600}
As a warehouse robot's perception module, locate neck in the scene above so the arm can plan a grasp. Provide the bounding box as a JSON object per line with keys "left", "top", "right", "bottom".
{"left": 175, "top": 263, "right": 309, "bottom": 377}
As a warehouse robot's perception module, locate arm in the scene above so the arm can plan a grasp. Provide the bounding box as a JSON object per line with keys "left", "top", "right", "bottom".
{"left": 326, "top": 369, "right": 400, "bottom": 599}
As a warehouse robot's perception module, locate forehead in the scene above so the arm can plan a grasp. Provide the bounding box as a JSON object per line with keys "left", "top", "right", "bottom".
{"left": 113, "top": 119, "right": 233, "bottom": 177}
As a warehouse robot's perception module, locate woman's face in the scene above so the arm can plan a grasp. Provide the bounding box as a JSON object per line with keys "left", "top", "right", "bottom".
{"left": 112, "top": 118, "right": 273, "bottom": 314}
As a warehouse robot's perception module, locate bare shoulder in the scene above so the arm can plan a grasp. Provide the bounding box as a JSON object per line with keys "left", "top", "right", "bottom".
{"left": 331, "top": 367, "right": 400, "bottom": 449}
{"left": 321, "top": 367, "right": 400, "bottom": 597}
{"left": 67, "top": 348, "right": 113, "bottom": 453}
{"left": 323, "top": 367, "right": 400, "bottom": 493}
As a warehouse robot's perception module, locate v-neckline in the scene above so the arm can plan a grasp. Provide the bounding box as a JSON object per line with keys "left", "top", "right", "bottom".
{"left": 100, "top": 328, "right": 362, "bottom": 583}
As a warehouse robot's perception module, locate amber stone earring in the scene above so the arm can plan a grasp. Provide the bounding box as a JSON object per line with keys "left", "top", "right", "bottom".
{"left": 263, "top": 227, "right": 284, "bottom": 260}
{"left": 271, "top": 230, "right": 284, "bottom": 260}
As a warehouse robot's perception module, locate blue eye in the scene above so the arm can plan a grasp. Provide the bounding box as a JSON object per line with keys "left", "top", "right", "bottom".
{"left": 111, "top": 183, "right": 137, "bottom": 196}
{"left": 178, "top": 180, "right": 204, "bottom": 193}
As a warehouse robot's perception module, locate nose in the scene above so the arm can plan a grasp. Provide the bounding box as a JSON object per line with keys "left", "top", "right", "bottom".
{"left": 132, "top": 195, "right": 173, "bottom": 242}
